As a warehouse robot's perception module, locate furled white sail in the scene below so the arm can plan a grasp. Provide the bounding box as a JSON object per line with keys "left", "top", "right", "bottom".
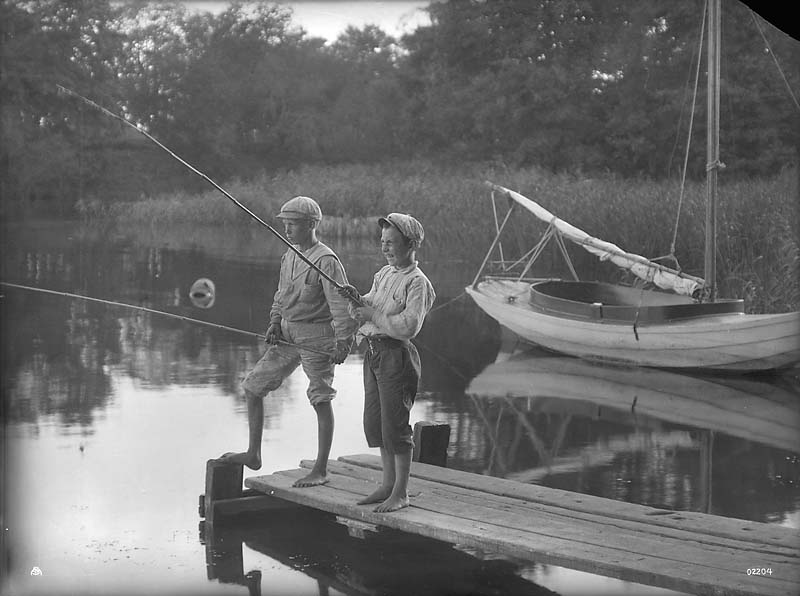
{"left": 490, "top": 183, "right": 704, "bottom": 297}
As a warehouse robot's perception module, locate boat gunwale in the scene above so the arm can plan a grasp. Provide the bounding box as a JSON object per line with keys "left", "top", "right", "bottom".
{"left": 468, "top": 280, "right": 800, "bottom": 330}
{"left": 529, "top": 279, "right": 745, "bottom": 324}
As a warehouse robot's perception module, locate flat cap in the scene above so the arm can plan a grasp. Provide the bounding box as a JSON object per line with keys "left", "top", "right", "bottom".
{"left": 277, "top": 196, "right": 322, "bottom": 221}
{"left": 378, "top": 213, "right": 425, "bottom": 245}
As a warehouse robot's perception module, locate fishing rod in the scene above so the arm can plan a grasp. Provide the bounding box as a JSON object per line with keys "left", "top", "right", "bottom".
{"left": 56, "top": 85, "right": 361, "bottom": 303}
{"left": 0, "top": 282, "right": 331, "bottom": 357}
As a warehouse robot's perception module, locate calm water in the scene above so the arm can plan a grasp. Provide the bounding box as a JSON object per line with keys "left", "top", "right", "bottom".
{"left": 2, "top": 220, "right": 799, "bottom": 596}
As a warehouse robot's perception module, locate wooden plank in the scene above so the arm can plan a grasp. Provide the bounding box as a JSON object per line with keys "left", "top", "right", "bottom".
{"left": 330, "top": 456, "right": 800, "bottom": 591}
{"left": 309, "top": 459, "right": 798, "bottom": 561}
{"left": 327, "top": 467, "right": 785, "bottom": 568}
{"left": 339, "top": 454, "right": 799, "bottom": 551}
{"left": 246, "top": 467, "right": 798, "bottom": 596}
{"left": 335, "top": 516, "right": 380, "bottom": 539}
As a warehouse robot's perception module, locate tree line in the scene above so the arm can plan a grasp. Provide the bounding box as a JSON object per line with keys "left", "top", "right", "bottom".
{"left": 1, "top": 0, "right": 798, "bottom": 217}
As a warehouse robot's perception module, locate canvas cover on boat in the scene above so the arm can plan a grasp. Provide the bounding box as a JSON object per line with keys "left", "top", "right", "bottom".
{"left": 494, "top": 184, "right": 704, "bottom": 297}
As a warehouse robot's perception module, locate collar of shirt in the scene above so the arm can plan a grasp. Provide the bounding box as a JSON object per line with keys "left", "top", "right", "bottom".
{"left": 392, "top": 261, "right": 418, "bottom": 273}
{"left": 289, "top": 241, "right": 322, "bottom": 279}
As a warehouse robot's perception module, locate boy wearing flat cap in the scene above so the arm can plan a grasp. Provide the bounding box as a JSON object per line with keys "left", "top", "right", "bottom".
{"left": 219, "top": 196, "right": 356, "bottom": 487}
{"left": 339, "top": 213, "right": 436, "bottom": 512}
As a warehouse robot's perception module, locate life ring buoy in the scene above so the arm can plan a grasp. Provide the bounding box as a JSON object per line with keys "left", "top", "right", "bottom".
{"left": 189, "top": 278, "right": 216, "bottom": 309}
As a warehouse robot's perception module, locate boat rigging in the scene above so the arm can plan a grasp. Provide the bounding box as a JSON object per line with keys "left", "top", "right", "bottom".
{"left": 466, "top": 0, "right": 800, "bottom": 373}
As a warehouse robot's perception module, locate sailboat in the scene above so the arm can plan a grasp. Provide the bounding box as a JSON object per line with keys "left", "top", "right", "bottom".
{"left": 466, "top": 0, "right": 800, "bottom": 372}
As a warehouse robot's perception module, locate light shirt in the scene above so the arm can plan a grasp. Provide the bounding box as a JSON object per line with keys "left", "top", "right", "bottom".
{"left": 269, "top": 242, "right": 356, "bottom": 340}
{"left": 355, "top": 261, "right": 436, "bottom": 341}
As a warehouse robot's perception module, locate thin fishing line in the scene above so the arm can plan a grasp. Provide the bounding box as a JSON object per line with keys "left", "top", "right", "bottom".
{"left": 56, "top": 85, "right": 360, "bottom": 301}
{"left": 0, "top": 281, "right": 331, "bottom": 357}
{"left": 427, "top": 291, "right": 466, "bottom": 314}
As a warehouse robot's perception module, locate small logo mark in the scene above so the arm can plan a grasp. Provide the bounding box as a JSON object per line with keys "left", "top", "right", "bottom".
{"left": 30, "top": 567, "right": 42, "bottom": 576}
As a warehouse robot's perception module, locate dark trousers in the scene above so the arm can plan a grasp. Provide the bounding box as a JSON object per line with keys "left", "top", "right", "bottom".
{"left": 363, "top": 338, "right": 421, "bottom": 454}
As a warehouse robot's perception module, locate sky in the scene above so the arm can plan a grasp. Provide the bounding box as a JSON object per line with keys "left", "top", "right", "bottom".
{"left": 181, "top": 1, "right": 432, "bottom": 42}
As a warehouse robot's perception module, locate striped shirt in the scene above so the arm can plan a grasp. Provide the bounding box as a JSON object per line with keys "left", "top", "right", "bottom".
{"left": 354, "top": 262, "right": 436, "bottom": 341}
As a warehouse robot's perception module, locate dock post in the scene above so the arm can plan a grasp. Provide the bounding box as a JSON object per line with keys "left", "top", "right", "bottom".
{"left": 412, "top": 421, "right": 450, "bottom": 467}
{"left": 202, "top": 459, "right": 243, "bottom": 524}
{"left": 201, "top": 459, "right": 297, "bottom": 524}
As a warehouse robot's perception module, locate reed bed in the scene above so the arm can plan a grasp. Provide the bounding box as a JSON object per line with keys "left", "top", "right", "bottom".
{"left": 95, "top": 160, "right": 799, "bottom": 313}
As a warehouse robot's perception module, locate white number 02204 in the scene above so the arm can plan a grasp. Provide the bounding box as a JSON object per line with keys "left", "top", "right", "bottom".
{"left": 747, "top": 568, "right": 772, "bottom": 576}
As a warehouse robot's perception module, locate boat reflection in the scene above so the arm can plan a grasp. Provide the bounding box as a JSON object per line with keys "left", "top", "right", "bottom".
{"left": 200, "top": 505, "right": 558, "bottom": 596}
{"left": 468, "top": 352, "right": 800, "bottom": 453}
{"left": 465, "top": 351, "right": 800, "bottom": 517}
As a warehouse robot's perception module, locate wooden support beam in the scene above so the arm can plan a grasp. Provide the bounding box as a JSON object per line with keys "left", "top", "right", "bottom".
{"left": 335, "top": 516, "right": 380, "bottom": 539}
{"left": 213, "top": 490, "right": 300, "bottom": 519}
{"left": 202, "top": 459, "right": 243, "bottom": 524}
{"left": 201, "top": 460, "right": 301, "bottom": 524}
{"left": 413, "top": 421, "right": 451, "bottom": 467}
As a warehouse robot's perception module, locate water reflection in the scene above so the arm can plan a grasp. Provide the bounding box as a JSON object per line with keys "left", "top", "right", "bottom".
{"left": 462, "top": 350, "right": 800, "bottom": 522}
{"left": 2, "top": 220, "right": 798, "bottom": 596}
{"left": 201, "top": 506, "right": 560, "bottom": 596}
{"left": 1, "top": 222, "right": 499, "bottom": 427}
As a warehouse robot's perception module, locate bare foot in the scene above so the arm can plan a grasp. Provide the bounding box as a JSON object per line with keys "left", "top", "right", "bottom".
{"left": 217, "top": 451, "right": 262, "bottom": 471}
{"left": 292, "top": 471, "right": 329, "bottom": 487}
{"left": 357, "top": 486, "right": 392, "bottom": 505}
{"left": 374, "top": 494, "right": 409, "bottom": 513}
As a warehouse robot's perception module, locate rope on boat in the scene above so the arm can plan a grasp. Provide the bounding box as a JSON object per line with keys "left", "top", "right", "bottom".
{"left": 749, "top": 10, "right": 800, "bottom": 111}
{"left": 656, "top": 2, "right": 706, "bottom": 271}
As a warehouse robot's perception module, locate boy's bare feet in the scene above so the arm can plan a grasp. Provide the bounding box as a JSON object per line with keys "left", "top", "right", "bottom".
{"left": 357, "top": 486, "right": 392, "bottom": 505}
{"left": 292, "top": 471, "right": 329, "bottom": 487}
{"left": 217, "top": 451, "right": 262, "bottom": 470}
{"left": 374, "top": 494, "right": 409, "bottom": 513}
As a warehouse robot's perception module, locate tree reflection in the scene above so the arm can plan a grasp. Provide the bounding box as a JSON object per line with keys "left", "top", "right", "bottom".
{"left": 3, "top": 291, "right": 112, "bottom": 428}
{"left": 1, "top": 225, "right": 271, "bottom": 429}
{"left": 3, "top": 221, "right": 797, "bottom": 527}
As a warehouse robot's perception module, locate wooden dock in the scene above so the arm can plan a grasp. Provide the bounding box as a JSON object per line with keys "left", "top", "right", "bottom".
{"left": 245, "top": 454, "right": 800, "bottom": 596}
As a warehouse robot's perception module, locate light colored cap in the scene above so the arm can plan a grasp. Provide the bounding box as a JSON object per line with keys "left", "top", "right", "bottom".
{"left": 277, "top": 196, "right": 322, "bottom": 221}
{"left": 378, "top": 213, "right": 424, "bottom": 245}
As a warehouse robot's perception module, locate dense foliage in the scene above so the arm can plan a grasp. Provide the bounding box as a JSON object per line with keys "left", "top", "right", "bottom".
{"left": 1, "top": 0, "right": 798, "bottom": 217}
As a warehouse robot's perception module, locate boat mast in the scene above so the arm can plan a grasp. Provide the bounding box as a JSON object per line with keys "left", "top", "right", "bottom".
{"left": 704, "top": 0, "right": 721, "bottom": 302}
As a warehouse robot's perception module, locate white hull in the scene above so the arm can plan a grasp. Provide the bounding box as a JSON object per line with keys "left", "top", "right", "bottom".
{"left": 466, "top": 279, "right": 800, "bottom": 372}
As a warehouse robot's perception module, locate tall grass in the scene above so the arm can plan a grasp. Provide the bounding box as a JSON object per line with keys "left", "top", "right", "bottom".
{"left": 94, "top": 160, "right": 799, "bottom": 313}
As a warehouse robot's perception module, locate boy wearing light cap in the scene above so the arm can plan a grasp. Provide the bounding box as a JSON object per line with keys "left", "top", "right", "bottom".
{"left": 219, "top": 196, "right": 356, "bottom": 487}
{"left": 339, "top": 213, "right": 436, "bottom": 512}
